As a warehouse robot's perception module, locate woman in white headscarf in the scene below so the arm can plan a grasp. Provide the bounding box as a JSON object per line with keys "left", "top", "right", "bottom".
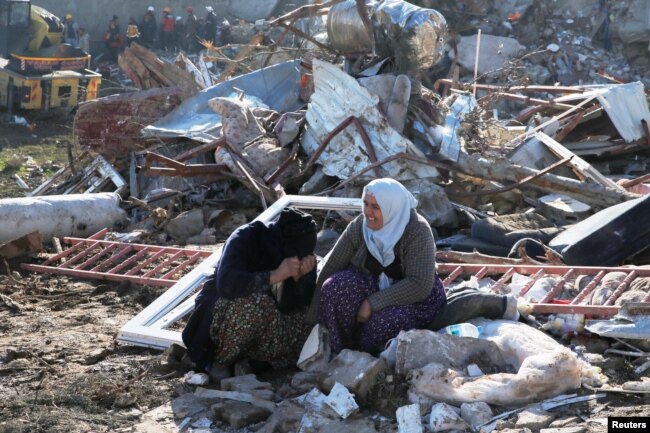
{"left": 306, "top": 178, "right": 446, "bottom": 354}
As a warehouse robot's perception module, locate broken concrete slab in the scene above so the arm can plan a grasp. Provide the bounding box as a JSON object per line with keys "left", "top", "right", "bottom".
{"left": 515, "top": 407, "right": 556, "bottom": 432}
{"left": 297, "top": 324, "right": 331, "bottom": 372}
{"left": 428, "top": 403, "right": 467, "bottom": 432}
{"left": 396, "top": 403, "right": 424, "bottom": 433}
{"left": 455, "top": 34, "right": 525, "bottom": 75}
{"left": 318, "top": 349, "right": 388, "bottom": 404}
{"left": 257, "top": 400, "right": 306, "bottom": 433}
{"left": 220, "top": 374, "right": 275, "bottom": 401}
{"left": 324, "top": 382, "right": 359, "bottom": 419}
{"left": 164, "top": 208, "right": 204, "bottom": 243}
{"left": 393, "top": 329, "right": 507, "bottom": 376}
{"left": 211, "top": 400, "right": 272, "bottom": 428}
{"left": 460, "top": 401, "right": 494, "bottom": 427}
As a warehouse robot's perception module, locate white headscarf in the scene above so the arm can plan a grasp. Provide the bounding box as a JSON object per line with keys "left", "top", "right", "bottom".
{"left": 362, "top": 178, "right": 417, "bottom": 268}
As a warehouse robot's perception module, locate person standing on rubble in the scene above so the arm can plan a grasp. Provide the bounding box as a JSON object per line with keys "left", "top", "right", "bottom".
{"left": 160, "top": 7, "right": 175, "bottom": 52}
{"left": 174, "top": 16, "right": 185, "bottom": 51}
{"left": 307, "top": 178, "right": 447, "bottom": 354}
{"left": 184, "top": 7, "right": 198, "bottom": 53}
{"left": 63, "top": 14, "right": 80, "bottom": 48}
{"left": 204, "top": 6, "right": 218, "bottom": 43}
{"left": 125, "top": 17, "right": 140, "bottom": 47}
{"left": 103, "top": 15, "right": 123, "bottom": 62}
{"left": 139, "top": 6, "right": 157, "bottom": 48}
{"left": 182, "top": 207, "right": 318, "bottom": 377}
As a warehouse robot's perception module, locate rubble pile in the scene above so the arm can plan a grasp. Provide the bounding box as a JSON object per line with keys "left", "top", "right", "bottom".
{"left": 3, "top": 0, "right": 650, "bottom": 432}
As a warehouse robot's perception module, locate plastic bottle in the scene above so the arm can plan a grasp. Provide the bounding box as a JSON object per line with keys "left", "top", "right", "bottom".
{"left": 440, "top": 323, "right": 482, "bottom": 338}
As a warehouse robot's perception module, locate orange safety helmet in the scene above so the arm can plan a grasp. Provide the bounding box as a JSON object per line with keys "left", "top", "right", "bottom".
{"left": 163, "top": 7, "right": 171, "bottom": 13}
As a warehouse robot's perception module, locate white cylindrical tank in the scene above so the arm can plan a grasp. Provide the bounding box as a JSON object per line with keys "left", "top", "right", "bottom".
{"left": 0, "top": 192, "right": 128, "bottom": 242}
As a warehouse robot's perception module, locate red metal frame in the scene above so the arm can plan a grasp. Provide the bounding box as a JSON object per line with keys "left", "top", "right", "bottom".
{"left": 437, "top": 263, "right": 650, "bottom": 317}
{"left": 22, "top": 229, "right": 214, "bottom": 287}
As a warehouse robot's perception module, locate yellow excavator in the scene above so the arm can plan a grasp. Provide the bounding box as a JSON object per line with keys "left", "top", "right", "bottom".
{"left": 0, "top": 0, "right": 101, "bottom": 113}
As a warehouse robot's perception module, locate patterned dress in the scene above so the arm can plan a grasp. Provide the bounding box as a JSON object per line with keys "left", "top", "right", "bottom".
{"left": 210, "top": 292, "right": 311, "bottom": 369}
{"left": 319, "top": 269, "right": 446, "bottom": 353}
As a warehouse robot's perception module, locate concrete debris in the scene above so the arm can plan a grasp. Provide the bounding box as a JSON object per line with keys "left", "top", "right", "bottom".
{"left": 319, "top": 349, "right": 389, "bottom": 404}
{"left": 324, "top": 382, "right": 359, "bottom": 419}
{"left": 297, "top": 324, "right": 332, "bottom": 372}
{"left": 455, "top": 34, "right": 525, "bottom": 75}
{"left": 428, "top": 403, "right": 467, "bottom": 432}
{"left": 396, "top": 403, "right": 424, "bottom": 433}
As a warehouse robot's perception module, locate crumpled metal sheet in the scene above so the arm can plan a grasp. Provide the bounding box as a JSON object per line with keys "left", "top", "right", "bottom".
{"left": 555, "top": 82, "right": 650, "bottom": 143}
{"left": 585, "top": 303, "right": 650, "bottom": 340}
{"left": 142, "top": 60, "right": 303, "bottom": 143}
{"left": 373, "top": 0, "right": 447, "bottom": 72}
{"left": 300, "top": 59, "right": 439, "bottom": 182}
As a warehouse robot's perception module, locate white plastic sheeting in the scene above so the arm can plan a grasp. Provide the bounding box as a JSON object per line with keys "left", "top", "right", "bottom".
{"left": 555, "top": 82, "right": 650, "bottom": 143}
{"left": 142, "top": 60, "right": 303, "bottom": 143}
{"left": 0, "top": 192, "right": 128, "bottom": 242}
{"left": 300, "top": 59, "right": 439, "bottom": 181}
{"left": 405, "top": 320, "right": 603, "bottom": 406}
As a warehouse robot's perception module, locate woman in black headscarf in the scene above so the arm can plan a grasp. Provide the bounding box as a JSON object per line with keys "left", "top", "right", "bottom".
{"left": 182, "top": 207, "right": 318, "bottom": 374}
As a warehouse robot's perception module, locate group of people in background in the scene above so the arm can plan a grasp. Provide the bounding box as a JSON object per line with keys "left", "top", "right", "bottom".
{"left": 62, "top": 5, "right": 233, "bottom": 63}
{"left": 101, "top": 5, "right": 230, "bottom": 60}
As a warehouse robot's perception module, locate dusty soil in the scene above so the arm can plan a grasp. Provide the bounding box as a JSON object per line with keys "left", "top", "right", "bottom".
{"left": 0, "top": 112, "right": 649, "bottom": 433}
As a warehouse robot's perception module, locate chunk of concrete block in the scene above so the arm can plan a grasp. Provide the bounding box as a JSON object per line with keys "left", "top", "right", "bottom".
{"left": 516, "top": 408, "right": 556, "bottom": 432}
{"left": 164, "top": 208, "right": 204, "bottom": 242}
{"left": 429, "top": 403, "right": 467, "bottom": 432}
{"left": 220, "top": 373, "right": 274, "bottom": 401}
{"left": 325, "top": 382, "right": 359, "bottom": 419}
{"left": 460, "top": 401, "right": 493, "bottom": 427}
{"left": 397, "top": 404, "right": 423, "bottom": 433}
{"left": 297, "top": 324, "right": 331, "bottom": 372}
{"left": 455, "top": 34, "right": 524, "bottom": 75}
{"left": 170, "top": 393, "right": 208, "bottom": 419}
{"left": 259, "top": 400, "right": 306, "bottom": 433}
{"left": 298, "top": 413, "right": 378, "bottom": 433}
{"left": 319, "top": 349, "right": 388, "bottom": 403}
{"left": 211, "top": 400, "right": 272, "bottom": 429}
{"left": 291, "top": 371, "right": 320, "bottom": 391}
{"left": 295, "top": 388, "right": 329, "bottom": 412}
{"left": 394, "top": 329, "right": 506, "bottom": 376}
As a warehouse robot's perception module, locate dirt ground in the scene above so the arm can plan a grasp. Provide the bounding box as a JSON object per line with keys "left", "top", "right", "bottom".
{"left": 0, "top": 112, "right": 649, "bottom": 433}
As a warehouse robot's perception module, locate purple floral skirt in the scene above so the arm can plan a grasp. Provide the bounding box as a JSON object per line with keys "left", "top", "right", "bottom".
{"left": 319, "top": 268, "right": 446, "bottom": 354}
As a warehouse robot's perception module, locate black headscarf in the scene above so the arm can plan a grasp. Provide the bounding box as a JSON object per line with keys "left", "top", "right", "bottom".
{"left": 279, "top": 207, "right": 317, "bottom": 258}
